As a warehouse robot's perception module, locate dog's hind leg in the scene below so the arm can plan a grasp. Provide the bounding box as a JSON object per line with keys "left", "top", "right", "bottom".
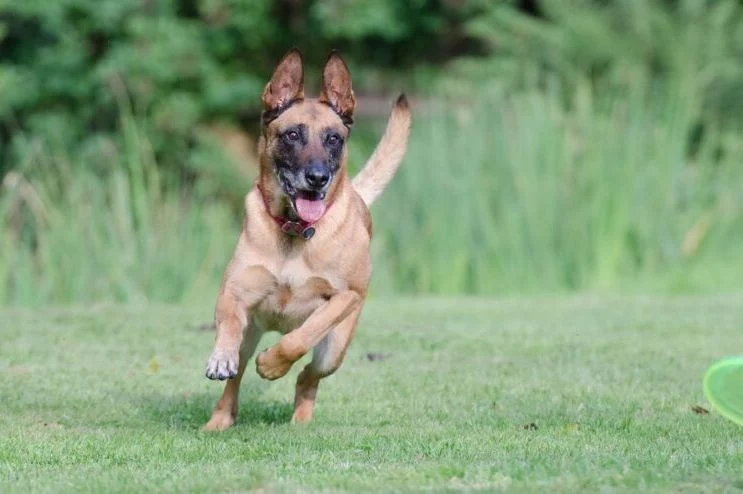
{"left": 291, "top": 307, "right": 362, "bottom": 424}
{"left": 203, "top": 324, "right": 263, "bottom": 431}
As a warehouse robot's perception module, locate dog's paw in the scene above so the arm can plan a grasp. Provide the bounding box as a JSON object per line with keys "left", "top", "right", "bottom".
{"left": 255, "top": 346, "right": 293, "bottom": 381}
{"left": 205, "top": 349, "right": 239, "bottom": 380}
{"left": 202, "top": 412, "right": 235, "bottom": 431}
{"left": 291, "top": 407, "right": 314, "bottom": 424}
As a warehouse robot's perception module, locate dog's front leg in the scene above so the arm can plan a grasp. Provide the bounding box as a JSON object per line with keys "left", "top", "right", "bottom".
{"left": 203, "top": 265, "right": 276, "bottom": 431}
{"left": 255, "top": 290, "right": 361, "bottom": 380}
{"left": 205, "top": 265, "right": 276, "bottom": 380}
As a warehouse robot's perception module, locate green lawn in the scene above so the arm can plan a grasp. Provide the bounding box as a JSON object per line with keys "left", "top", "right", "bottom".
{"left": 1, "top": 296, "right": 741, "bottom": 493}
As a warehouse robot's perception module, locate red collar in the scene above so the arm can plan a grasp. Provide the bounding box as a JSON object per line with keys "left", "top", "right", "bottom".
{"left": 257, "top": 184, "right": 332, "bottom": 240}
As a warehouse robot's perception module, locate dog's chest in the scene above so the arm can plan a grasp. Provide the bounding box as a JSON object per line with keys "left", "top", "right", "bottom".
{"left": 253, "top": 255, "right": 344, "bottom": 334}
{"left": 276, "top": 255, "right": 314, "bottom": 287}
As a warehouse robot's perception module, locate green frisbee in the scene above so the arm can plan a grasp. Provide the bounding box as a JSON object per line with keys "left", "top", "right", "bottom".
{"left": 704, "top": 357, "right": 743, "bottom": 426}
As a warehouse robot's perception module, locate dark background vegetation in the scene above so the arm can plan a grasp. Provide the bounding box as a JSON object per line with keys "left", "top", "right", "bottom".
{"left": 1, "top": 0, "right": 743, "bottom": 305}
{"left": 0, "top": 0, "right": 516, "bottom": 179}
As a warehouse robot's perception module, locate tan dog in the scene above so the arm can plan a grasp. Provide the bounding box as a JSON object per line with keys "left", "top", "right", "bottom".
{"left": 203, "top": 49, "right": 411, "bottom": 430}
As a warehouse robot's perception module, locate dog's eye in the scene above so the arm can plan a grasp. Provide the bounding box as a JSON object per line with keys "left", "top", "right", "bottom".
{"left": 326, "top": 134, "right": 341, "bottom": 146}
{"left": 285, "top": 130, "right": 300, "bottom": 142}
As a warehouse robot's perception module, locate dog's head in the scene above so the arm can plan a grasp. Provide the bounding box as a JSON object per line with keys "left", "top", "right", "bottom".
{"left": 259, "top": 49, "right": 355, "bottom": 223}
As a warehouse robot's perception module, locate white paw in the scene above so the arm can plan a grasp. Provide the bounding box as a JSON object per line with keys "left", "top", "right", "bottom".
{"left": 205, "top": 349, "right": 239, "bottom": 380}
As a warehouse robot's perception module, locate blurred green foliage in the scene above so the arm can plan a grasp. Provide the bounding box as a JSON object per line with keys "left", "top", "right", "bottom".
{"left": 0, "top": 0, "right": 494, "bottom": 180}
{"left": 3, "top": 0, "right": 741, "bottom": 178}
{"left": 443, "top": 0, "right": 743, "bottom": 128}
{"left": 2, "top": 0, "right": 743, "bottom": 305}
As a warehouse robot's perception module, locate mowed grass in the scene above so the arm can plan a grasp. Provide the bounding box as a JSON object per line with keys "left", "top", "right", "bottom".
{"left": 1, "top": 296, "right": 742, "bottom": 492}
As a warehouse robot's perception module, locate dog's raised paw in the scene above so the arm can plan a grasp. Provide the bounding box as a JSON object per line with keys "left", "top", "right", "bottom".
{"left": 205, "top": 349, "right": 239, "bottom": 380}
{"left": 255, "top": 346, "right": 293, "bottom": 380}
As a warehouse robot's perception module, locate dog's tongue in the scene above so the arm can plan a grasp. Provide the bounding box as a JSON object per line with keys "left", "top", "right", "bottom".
{"left": 295, "top": 197, "right": 326, "bottom": 223}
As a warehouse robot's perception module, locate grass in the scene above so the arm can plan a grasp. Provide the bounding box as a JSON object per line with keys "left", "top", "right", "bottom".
{"left": 3, "top": 78, "right": 743, "bottom": 306}
{"left": 0, "top": 96, "right": 241, "bottom": 307}
{"left": 372, "top": 79, "right": 743, "bottom": 294}
{"left": 1, "top": 296, "right": 742, "bottom": 492}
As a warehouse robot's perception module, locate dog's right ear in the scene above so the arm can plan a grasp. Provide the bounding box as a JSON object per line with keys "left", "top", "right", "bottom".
{"left": 262, "top": 49, "right": 305, "bottom": 112}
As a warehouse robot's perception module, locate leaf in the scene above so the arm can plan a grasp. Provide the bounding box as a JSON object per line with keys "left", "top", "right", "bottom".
{"left": 365, "top": 352, "right": 392, "bottom": 362}
{"left": 148, "top": 356, "right": 160, "bottom": 375}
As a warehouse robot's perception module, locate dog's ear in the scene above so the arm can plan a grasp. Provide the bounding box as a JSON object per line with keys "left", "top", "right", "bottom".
{"left": 319, "top": 50, "right": 355, "bottom": 122}
{"left": 262, "top": 49, "right": 305, "bottom": 111}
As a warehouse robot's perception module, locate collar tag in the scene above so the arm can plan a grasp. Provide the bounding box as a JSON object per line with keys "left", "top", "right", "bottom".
{"left": 302, "top": 226, "right": 316, "bottom": 239}
{"left": 281, "top": 221, "right": 315, "bottom": 239}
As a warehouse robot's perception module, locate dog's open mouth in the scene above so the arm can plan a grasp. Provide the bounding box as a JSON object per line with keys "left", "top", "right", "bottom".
{"left": 276, "top": 169, "right": 329, "bottom": 223}
{"left": 293, "top": 191, "right": 326, "bottom": 223}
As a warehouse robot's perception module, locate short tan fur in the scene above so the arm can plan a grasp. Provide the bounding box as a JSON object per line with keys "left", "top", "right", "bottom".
{"left": 203, "top": 49, "right": 411, "bottom": 430}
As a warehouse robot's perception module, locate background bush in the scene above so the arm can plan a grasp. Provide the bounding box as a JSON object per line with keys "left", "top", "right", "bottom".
{"left": 0, "top": 0, "right": 490, "bottom": 179}
{"left": 1, "top": 0, "right": 743, "bottom": 306}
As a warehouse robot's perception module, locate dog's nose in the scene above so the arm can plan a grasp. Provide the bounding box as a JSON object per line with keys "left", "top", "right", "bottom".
{"left": 305, "top": 163, "right": 330, "bottom": 189}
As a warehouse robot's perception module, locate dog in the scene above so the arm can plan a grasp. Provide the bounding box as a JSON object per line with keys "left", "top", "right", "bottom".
{"left": 203, "top": 49, "right": 411, "bottom": 430}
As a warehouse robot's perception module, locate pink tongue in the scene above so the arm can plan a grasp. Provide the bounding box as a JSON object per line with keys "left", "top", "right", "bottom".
{"left": 295, "top": 197, "right": 326, "bottom": 223}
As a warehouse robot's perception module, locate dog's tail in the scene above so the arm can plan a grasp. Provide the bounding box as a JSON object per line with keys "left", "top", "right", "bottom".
{"left": 352, "top": 94, "right": 411, "bottom": 206}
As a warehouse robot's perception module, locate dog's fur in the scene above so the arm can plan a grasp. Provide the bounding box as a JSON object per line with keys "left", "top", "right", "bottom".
{"left": 203, "top": 49, "right": 411, "bottom": 430}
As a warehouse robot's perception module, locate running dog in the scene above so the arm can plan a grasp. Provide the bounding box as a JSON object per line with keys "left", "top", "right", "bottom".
{"left": 203, "top": 49, "right": 411, "bottom": 430}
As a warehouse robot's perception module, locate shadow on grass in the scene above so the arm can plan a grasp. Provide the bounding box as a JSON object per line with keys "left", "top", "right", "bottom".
{"left": 133, "top": 389, "right": 293, "bottom": 429}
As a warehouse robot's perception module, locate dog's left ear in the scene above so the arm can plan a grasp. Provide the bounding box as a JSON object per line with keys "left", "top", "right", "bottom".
{"left": 319, "top": 51, "right": 355, "bottom": 123}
